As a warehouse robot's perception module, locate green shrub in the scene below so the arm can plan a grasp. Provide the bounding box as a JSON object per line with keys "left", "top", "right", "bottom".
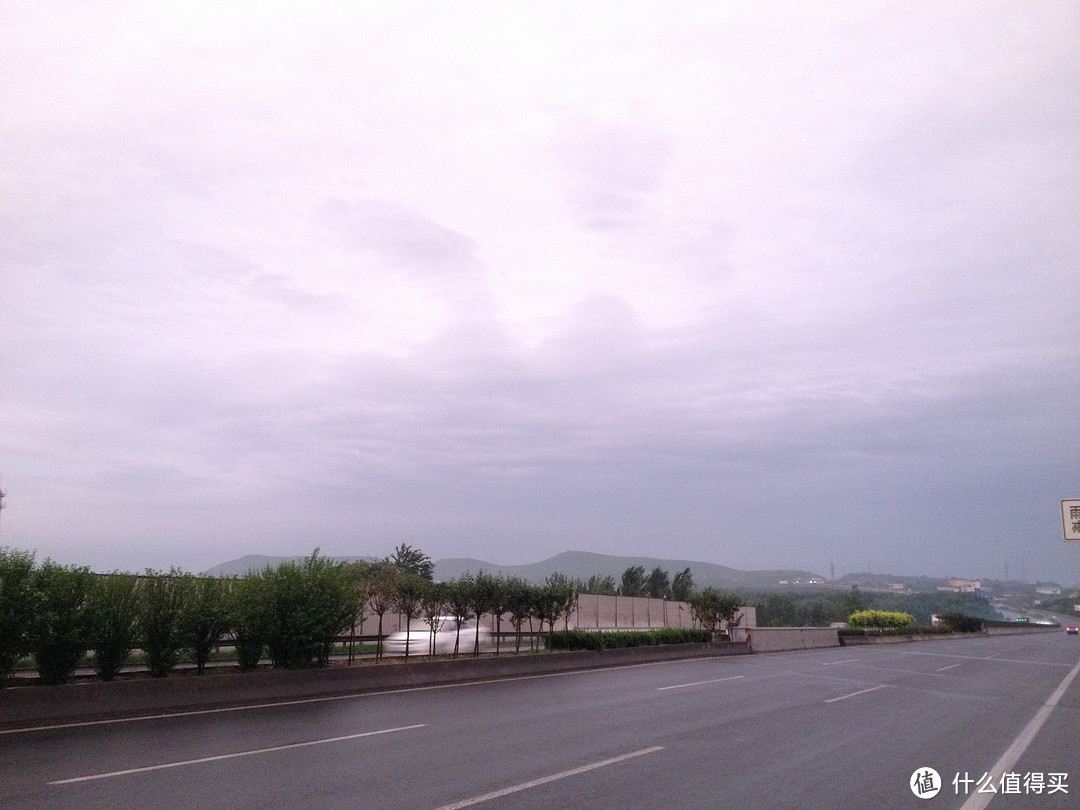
{"left": 185, "top": 576, "right": 231, "bottom": 674}
{"left": 848, "top": 609, "right": 916, "bottom": 629}
{"left": 264, "top": 551, "right": 360, "bottom": 669}
{"left": 548, "top": 628, "right": 712, "bottom": 651}
{"left": 88, "top": 573, "right": 140, "bottom": 681}
{"left": 31, "top": 561, "right": 95, "bottom": 685}
{"left": 139, "top": 569, "right": 195, "bottom": 677}
{"left": 228, "top": 574, "right": 269, "bottom": 672}
{"left": 0, "top": 548, "right": 36, "bottom": 686}
{"left": 937, "top": 613, "right": 984, "bottom": 633}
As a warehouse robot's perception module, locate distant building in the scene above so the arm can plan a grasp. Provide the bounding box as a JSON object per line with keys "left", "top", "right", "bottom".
{"left": 947, "top": 579, "right": 981, "bottom": 592}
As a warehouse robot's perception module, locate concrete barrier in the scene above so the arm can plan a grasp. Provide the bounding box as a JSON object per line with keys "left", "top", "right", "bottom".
{"left": 0, "top": 642, "right": 749, "bottom": 730}
{"left": 841, "top": 625, "right": 1060, "bottom": 645}
{"left": 743, "top": 627, "right": 840, "bottom": 652}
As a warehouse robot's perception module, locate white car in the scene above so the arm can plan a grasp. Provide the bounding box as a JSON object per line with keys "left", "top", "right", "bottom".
{"left": 382, "top": 617, "right": 492, "bottom": 656}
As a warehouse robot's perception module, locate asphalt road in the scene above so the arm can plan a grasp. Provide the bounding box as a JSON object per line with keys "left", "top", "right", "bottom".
{"left": 3, "top": 632, "right": 1079, "bottom": 809}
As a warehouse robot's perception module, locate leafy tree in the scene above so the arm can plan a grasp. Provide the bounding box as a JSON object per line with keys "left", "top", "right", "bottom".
{"left": 260, "top": 551, "right": 356, "bottom": 669}
{"left": 87, "top": 572, "right": 140, "bottom": 681}
{"left": 228, "top": 573, "right": 269, "bottom": 672}
{"left": 687, "top": 587, "right": 743, "bottom": 639}
{"left": 31, "top": 561, "right": 95, "bottom": 685}
{"left": 839, "top": 586, "right": 866, "bottom": 617}
{"left": 139, "top": 569, "right": 195, "bottom": 677}
{"left": 546, "top": 573, "right": 578, "bottom": 632}
{"left": 420, "top": 581, "right": 449, "bottom": 656}
{"left": 583, "top": 574, "right": 617, "bottom": 595}
{"left": 0, "top": 547, "right": 36, "bottom": 686}
{"left": 645, "top": 567, "right": 671, "bottom": 599}
{"left": 469, "top": 571, "right": 500, "bottom": 656}
{"left": 445, "top": 573, "right": 474, "bottom": 657}
{"left": 185, "top": 576, "right": 231, "bottom": 674}
{"left": 393, "top": 574, "right": 425, "bottom": 660}
{"left": 341, "top": 562, "right": 370, "bottom": 663}
{"left": 306, "top": 554, "right": 361, "bottom": 667}
{"left": 366, "top": 562, "right": 400, "bottom": 662}
{"left": 620, "top": 565, "right": 645, "bottom": 597}
{"left": 488, "top": 574, "right": 511, "bottom": 654}
{"left": 387, "top": 543, "right": 435, "bottom": 581}
{"left": 672, "top": 568, "right": 694, "bottom": 601}
{"left": 504, "top": 576, "right": 533, "bottom": 653}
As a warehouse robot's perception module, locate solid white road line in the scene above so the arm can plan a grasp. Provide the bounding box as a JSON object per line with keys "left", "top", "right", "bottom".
{"left": 47, "top": 724, "right": 426, "bottom": 785}
{"left": 657, "top": 675, "right": 745, "bottom": 691}
{"left": 822, "top": 658, "right": 861, "bottom": 666}
{"left": 824, "top": 684, "right": 888, "bottom": 703}
{"left": 936, "top": 663, "right": 962, "bottom": 672}
{"left": 958, "top": 656, "right": 1080, "bottom": 810}
{"left": 434, "top": 746, "right": 665, "bottom": 810}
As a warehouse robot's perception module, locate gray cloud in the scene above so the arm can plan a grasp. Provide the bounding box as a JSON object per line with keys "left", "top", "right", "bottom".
{"left": 1, "top": 2, "right": 1076, "bottom": 583}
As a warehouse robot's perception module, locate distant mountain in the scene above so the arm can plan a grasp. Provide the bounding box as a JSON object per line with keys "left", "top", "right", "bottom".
{"left": 205, "top": 550, "right": 823, "bottom": 588}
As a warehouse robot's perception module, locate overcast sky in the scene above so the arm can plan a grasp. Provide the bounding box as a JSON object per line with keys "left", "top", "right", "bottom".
{"left": 1, "top": 2, "right": 1077, "bottom": 582}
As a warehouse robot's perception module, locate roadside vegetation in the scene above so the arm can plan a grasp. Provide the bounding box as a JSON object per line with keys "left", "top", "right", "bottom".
{"left": 750, "top": 586, "right": 1002, "bottom": 628}
{"left": 1, "top": 544, "right": 726, "bottom": 687}
{"left": 548, "top": 628, "right": 711, "bottom": 650}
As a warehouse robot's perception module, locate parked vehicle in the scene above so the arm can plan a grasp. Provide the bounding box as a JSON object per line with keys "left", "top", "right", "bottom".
{"left": 382, "top": 617, "right": 492, "bottom": 656}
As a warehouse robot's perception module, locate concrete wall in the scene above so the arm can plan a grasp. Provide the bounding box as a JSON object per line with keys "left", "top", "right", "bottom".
{"left": 738, "top": 627, "right": 840, "bottom": 652}
{"left": 0, "top": 642, "right": 750, "bottom": 730}
{"left": 356, "top": 596, "right": 757, "bottom": 636}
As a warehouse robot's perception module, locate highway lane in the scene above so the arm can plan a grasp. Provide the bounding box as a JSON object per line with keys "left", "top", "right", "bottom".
{"left": 2, "top": 632, "right": 1078, "bottom": 809}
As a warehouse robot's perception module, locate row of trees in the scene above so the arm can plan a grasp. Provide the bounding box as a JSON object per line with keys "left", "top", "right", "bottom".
{"left": 580, "top": 566, "right": 694, "bottom": 600}
{"left": 0, "top": 548, "right": 365, "bottom": 685}
{"left": 0, "top": 547, "right": 584, "bottom": 685}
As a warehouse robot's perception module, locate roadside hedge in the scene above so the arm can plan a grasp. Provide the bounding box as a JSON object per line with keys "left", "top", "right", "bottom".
{"left": 547, "top": 628, "right": 712, "bottom": 651}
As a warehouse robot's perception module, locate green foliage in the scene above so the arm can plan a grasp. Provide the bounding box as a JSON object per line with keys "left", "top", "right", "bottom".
{"left": 687, "top": 588, "right": 743, "bottom": 638}
{"left": 503, "top": 576, "right": 534, "bottom": 653}
{"left": 672, "top": 568, "right": 694, "bottom": 601}
{"left": 0, "top": 547, "right": 36, "bottom": 686}
{"left": 185, "top": 576, "right": 231, "bottom": 674}
{"left": 444, "top": 573, "right": 474, "bottom": 657}
{"left": 139, "top": 569, "right": 195, "bottom": 677}
{"left": 228, "top": 574, "right": 270, "bottom": 672}
{"left": 753, "top": 588, "right": 1002, "bottom": 628}
{"left": 391, "top": 572, "right": 426, "bottom": 661}
{"left": 839, "top": 586, "right": 866, "bottom": 616}
{"left": 387, "top": 543, "right": 434, "bottom": 581}
{"left": 87, "top": 573, "right": 140, "bottom": 681}
{"left": 937, "top": 612, "right": 984, "bottom": 633}
{"left": 645, "top": 567, "right": 671, "bottom": 599}
{"left": 548, "top": 627, "right": 712, "bottom": 651}
{"left": 419, "top": 581, "right": 450, "bottom": 656}
{"left": 620, "top": 565, "right": 645, "bottom": 597}
{"left": 470, "top": 571, "right": 502, "bottom": 655}
{"left": 31, "top": 561, "right": 95, "bottom": 685}
{"left": 263, "top": 550, "right": 360, "bottom": 668}
{"left": 848, "top": 609, "right": 915, "bottom": 629}
{"left": 583, "top": 574, "right": 617, "bottom": 595}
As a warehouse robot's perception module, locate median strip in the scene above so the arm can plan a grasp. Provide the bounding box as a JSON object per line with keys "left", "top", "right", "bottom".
{"left": 48, "top": 724, "right": 426, "bottom": 785}
{"left": 434, "top": 746, "right": 665, "bottom": 809}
